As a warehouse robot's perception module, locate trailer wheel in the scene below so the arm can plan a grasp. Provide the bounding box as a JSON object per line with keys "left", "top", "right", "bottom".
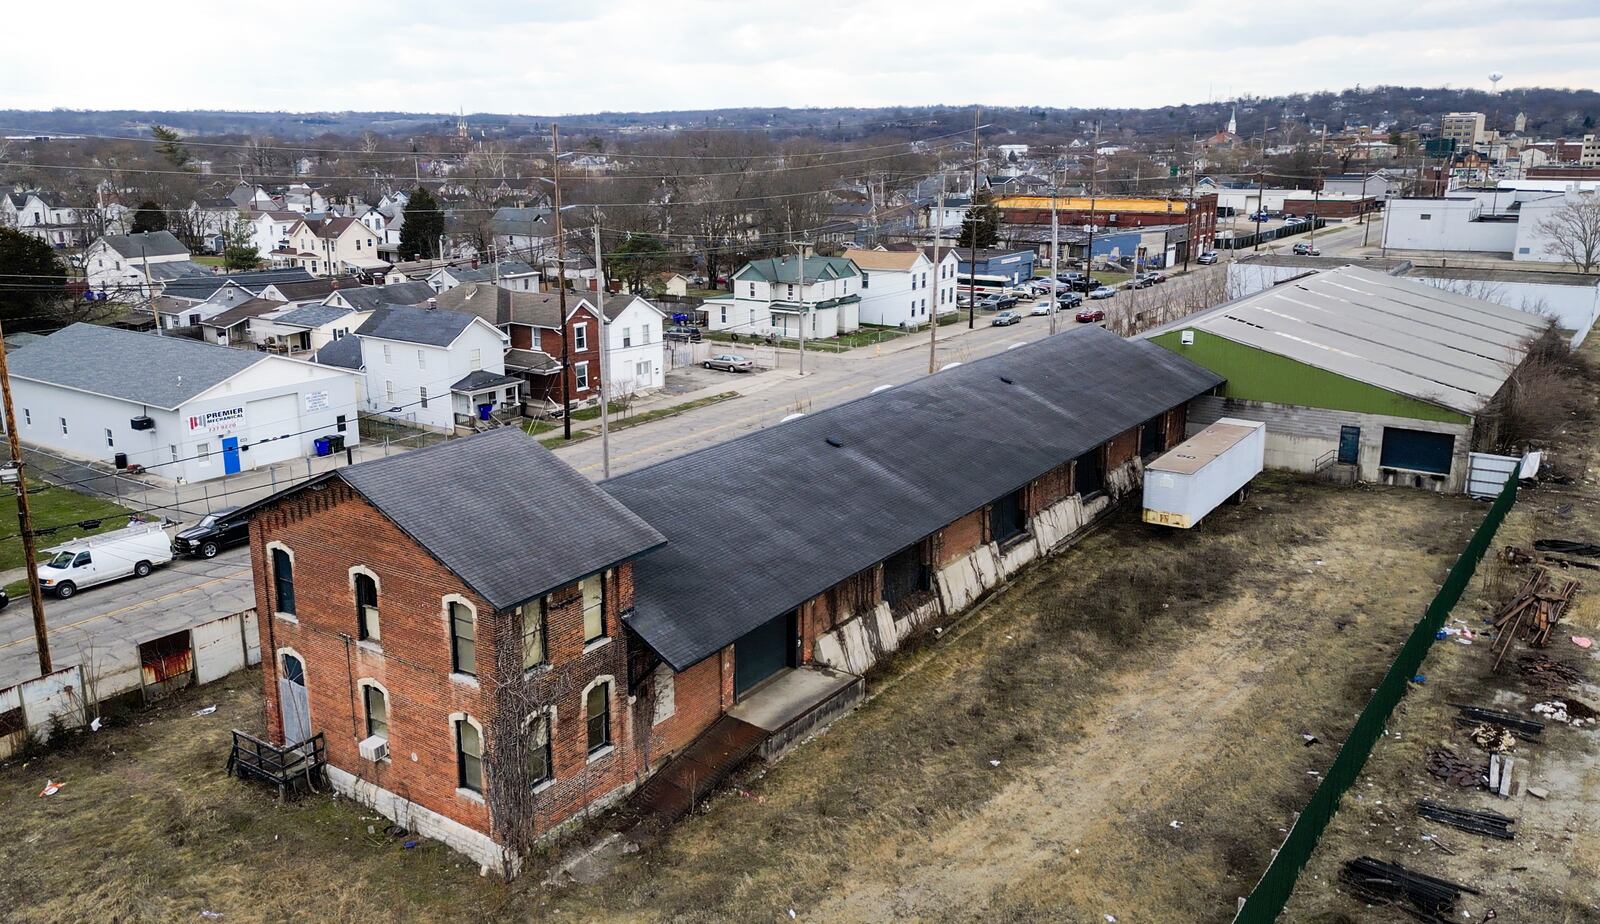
{"left": 134, "top": 560, "right": 153, "bottom": 577}
{"left": 1229, "top": 482, "right": 1252, "bottom": 505}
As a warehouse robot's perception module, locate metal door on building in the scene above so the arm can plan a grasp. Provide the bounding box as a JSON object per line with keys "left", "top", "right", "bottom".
{"left": 278, "top": 653, "right": 312, "bottom": 745}
{"left": 1337, "top": 425, "right": 1361, "bottom": 465}
{"left": 221, "top": 436, "right": 241, "bottom": 475}
{"left": 1379, "top": 427, "right": 1455, "bottom": 475}
{"left": 733, "top": 611, "right": 796, "bottom": 699}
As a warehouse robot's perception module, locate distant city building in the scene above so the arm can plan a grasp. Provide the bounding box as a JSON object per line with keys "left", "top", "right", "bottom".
{"left": 1440, "top": 112, "right": 1487, "bottom": 149}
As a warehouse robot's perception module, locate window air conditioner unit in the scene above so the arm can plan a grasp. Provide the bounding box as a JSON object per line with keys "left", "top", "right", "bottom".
{"left": 130, "top": 415, "right": 155, "bottom": 431}
{"left": 358, "top": 735, "right": 389, "bottom": 762}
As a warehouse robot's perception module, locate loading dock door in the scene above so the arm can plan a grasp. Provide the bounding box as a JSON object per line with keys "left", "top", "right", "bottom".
{"left": 245, "top": 393, "right": 303, "bottom": 468}
{"left": 733, "top": 612, "right": 795, "bottom": 699}
{"left": 1379, "top": 427, "right": 1455, "bottom": 475}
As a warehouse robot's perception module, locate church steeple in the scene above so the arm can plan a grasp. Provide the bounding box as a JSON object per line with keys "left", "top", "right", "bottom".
{"left": 1227, "top": 103, "right": 1237, "bottom": 135}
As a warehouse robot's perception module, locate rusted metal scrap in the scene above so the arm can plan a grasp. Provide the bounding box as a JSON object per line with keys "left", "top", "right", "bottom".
{"left": 1426, "top": 748, "right": 1487, "bottom": 788}
{"left": 1517, "top": 654, "right": 1585, "bottom": 690}
{"left": 1491, "top": 567, "right": 1580, "bottom": 669}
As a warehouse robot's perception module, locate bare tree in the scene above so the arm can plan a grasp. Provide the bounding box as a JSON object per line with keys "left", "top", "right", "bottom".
{"left": 1536, "top": 192, "right": 1600, "bottom": 273}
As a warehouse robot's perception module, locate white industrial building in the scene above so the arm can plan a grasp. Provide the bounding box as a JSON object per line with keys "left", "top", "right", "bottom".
{"left": 1383, "top": 185, "right": 1600, "bottom": 267}
{"left": 3, "top": 324, "right": 361, "bottom": 483}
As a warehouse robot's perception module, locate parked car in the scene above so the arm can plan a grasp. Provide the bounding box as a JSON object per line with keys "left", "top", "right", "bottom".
{"left": 991, "top": 310, "right": 1022, "bottom": 326}
{"left": 1292, "top": 242, "right": 1322, "bottom": 256}
{"left": 1087, "top": 285, "right": 1117, "bottom": 300}
{"left": 978, "top": 293, "right": 1018, "bottom": 310}
{"left": 703, "top": 353, "right": 754, "bottom": 372}
{"left": 0, "top": 587, "right": 7, "bottom": 610}
{"left": 1028, "top": 301, "right": 1054, "bottom": 316}
{"left": 1058, "top": 291, "right": 1084, "bottom": 308}
{"left": 1128, "top": 272, "right": 1159, "bottom": 288}
{"left": 36, "top": 522, "right": 173, "bottom": 599}
{"left": 1249, "top": 211, "right": 1272, "bottom": 222}
{"left": 1075, "top": 307, "right": 1107, "bottom": 323}
{"left": 173, "top": 507, "right": 248, "bottom": 558}
{"left": 1150, "top": 271, "right": 1168, "bottom": 283}
{"left": 665, "top": 325, "right": 703, "bottom": 343}
{"left": 1196, "top": 251, "right": 1219, "bottom": 265}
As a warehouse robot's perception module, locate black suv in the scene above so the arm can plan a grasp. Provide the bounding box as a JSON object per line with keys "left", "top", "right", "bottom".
{"left": 173, "top": 507, "right": 249, "bottom": 558}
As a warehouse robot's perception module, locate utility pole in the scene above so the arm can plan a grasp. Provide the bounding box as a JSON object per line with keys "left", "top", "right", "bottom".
{"left": 0, "top": 324, "right": 51, "bottom": 676}
{"left": 1086, "top": 121, "right": 1100, "bottom": 277}
{"left": 1309, "top": 124, "right": 1327, "bottom": 251}
{"left": 1184, "top": 157, "right": 1197, "bottom": 272}
{"left": 1049, "top": 160, "right": 1060, "bottom": 335}
{"left": 593, "top": 218, "right": 611, "bottom": 478}
{"left": 790, "top": 244, "right": 807, "bottom": 377}
{"left": 1361, "top": 172, "right": 1374, "bottom": 248}
{"left": 929, "top": 167, "right": 945, "bottom": 373}
{"left": 1253, "top": 165, "right": 1266, "bottom": 251}
{"left": 967, "top": 106, "right": 981, "bottom": 329}
{"left": 142, "top": 241, "right": 160, "bottom": 337}
{"left": 551, "top": 124, "right": 571, "bottom": 440}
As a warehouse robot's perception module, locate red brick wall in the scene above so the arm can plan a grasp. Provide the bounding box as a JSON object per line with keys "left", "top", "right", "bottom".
{"left": 253, "top": 484, "right": 498, "bottom": 836}
{"left": 639, "top": 652, "right": 728, "bottom": 770}
{"left": 531, "top": 305, "right": 602, "bottom": 402}
{"left": 1106, "top": 427, "right": 1140, "bottom": 468}
{"left": 508, "top": 323, "right": 534, "bottom": 350}
{"left": 251, "top": 485, "right": 641, "bottom": 846}
{"left": 937, "top": 509, "right": 987, "bottom": 566}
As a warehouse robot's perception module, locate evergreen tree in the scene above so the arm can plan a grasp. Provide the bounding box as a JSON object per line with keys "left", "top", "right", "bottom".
{"left": 400, "top": 186, "right": 445, "bottom": 260}
{"left": 610, "top": 234, "right": 669, "bottom": 293}
{"left": 0, "top": 228, "right": 67, "bottom": 329}
{"left": 131, "top": 200, "right": 167, "bottom": 234}
{"left": 960, "top": 191, "right": 1001, "bottom": 250}
{"left": 222, "top": 220, "right": 261, "bottom": 272}
{"left": 151, "top": 124, "right": 192, "bottom": 169}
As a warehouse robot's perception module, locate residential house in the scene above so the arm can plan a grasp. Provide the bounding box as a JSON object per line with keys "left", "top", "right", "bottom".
{"left": 251, "top": 303, "right": 366, "bottom": 356}
{"left": 199, "top": 298, "right": 291, "bottom": 347}
{"left": 354, "top": 305, "right": 516, "bottom": 432}
{"left": 248, "top": 211, "right": 306, "bottom": 262}
{"left": 189, "top": 197, "right": 244, "bottom": 250}
{"left": 651, "top": 273, "right": 689, "bottom": 298}
{"left": 243, "top": 327, "right": 1220, "bottom": 868}
{"left": 83, "top": 231, "right": 201, "bottom": 299}
{"left": 602, "top": 294, "right": 667, "bottom": 397}
{"left": 9, "top": 191, "right": 93, "bottom": 247}
{"left": 324, "top": 280, "right": 438, "bottom": 313}
{"left": 278, "top": 217, "right": 385, "bottom": 276}
{"left": 490, "top": 206, "right": 555, "bottom": 259}
{"left": 702, "top": 255, "right": 862, "bottom": 340}
{"left": 434, "top": 282, "right": 604, "bottom": 412}
{"left": 429, "top": 260, "right": 540, "bottom": 293}
{"left": 843, "top": 248, "right": 947, "bottom": 328}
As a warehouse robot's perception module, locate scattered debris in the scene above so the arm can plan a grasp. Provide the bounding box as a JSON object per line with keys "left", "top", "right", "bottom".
{"left": 89, "top": 717, "right": 102, "bottom": 732}
{"left": 1491, "top": 568, "right": 1580, "bottom": 668}
{"left": 1532, "top": 699, "right": 1598, "bottom": 726}
{"left": 1455, "top": 704, "right": 1545, "bottom": 737}
{"left": 1426, "top": 748, "right": 1487, "bottom": 788}
{"left": 1417, "top": 800, "right": 1516, "bottom": 840}
{"left": 1516, "top": 654, "right": 1584, "bottom": 690}
{"left": 1168, "top": 820, "right": 1183, "bottom": 829}
{"left": 988, "top": 759, "right": 1001, "bottom": 768}
{"left": 1527, "top": 786, "right": 1550, "bottom": 800}
{"left": 1301, "top": 733, "right": 1319, "bottom": 747}
{"left": 1573, "top": 636, "right": 1594, "bottom": 650}
{"left": 1488, "top": 753, "right": 1517, "bottom": 798}
{"left": 38, "top": 779, "right": 61, "bottom": 797}
{"left": 200, "top": 912, "right": 223, "bottom": 920}
{"left": 1338, "top": 856, "right": 1479, "bottom": 920}
{"left": 193, "top": 705, "right": 218, "bottom": 717}
{"left": 1533, "top": 539, "right": 1600, "bottom": 557}
{"left": 1468, "top": 723, "right": 1517, "bottom": 753}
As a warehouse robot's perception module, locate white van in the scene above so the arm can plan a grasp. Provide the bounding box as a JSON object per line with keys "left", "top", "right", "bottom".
{"left": 36, "top": 521, "right": 175, "bottom": 599}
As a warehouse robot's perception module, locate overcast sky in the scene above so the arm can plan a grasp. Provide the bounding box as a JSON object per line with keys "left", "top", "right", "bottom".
{"left": 5, "top": 1, "right": 1598, "bottom": 114}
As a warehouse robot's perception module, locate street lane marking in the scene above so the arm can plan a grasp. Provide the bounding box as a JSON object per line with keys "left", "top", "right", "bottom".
{"left": 0, "top": 569, "right": 251, "bottom": 651}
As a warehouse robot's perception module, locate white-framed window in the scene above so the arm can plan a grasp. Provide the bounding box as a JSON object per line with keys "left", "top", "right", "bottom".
{"left": 352, "top": 567, "right": 380, "bottom": 642}
{"left": 360, "top": 681, "right": 389, "bottom": 741}
{"left": 419, "top": 386, "right": 429, "bottom": 409}
{"left": 197, "top": 442, "right": 211, "bottom": 464}
{"left": 22, "top": 408, "right": 30, "bottom": 427}
{"left": 383, "top": 343, "right": 392, "bottom": 364}
{"left": 575, "top": 361, "right": 590, "bottom": 390}
{"left": 747, "top": 283, "right": 755, "bottom": 297}
{"left": 446, "top": 597, "right": 476, "bottom": 677}
{"left": 454, "top": 715, "right": 484, "bottom": 794}
{"left": 169, "top": 445, "right": 178, "bottom": 463}
{"left": 583, "top": 677, "right": 613, "bottom": 755}
{"left": 59, "top": 417, "right": 68, "bottom": 436}
{"left": 470, "top": 348, "right": 482, "bottom": 370}
{"left": 581, "top": 573, "right": 606, "bottom": 642}
{"left": 621, "top": 326, "right": 632, "bottom": 347}
{"left": 636, "top": 360, "right": 652, "bottom": 380}
{"left": 574, "top": 323, "right": 588, "bottom": 351}
{"left": 385, "top": 381, "right": 395, "bottom": 404}
{"left": 526, "top": 709, "right": 554, "bottom": 787}
{"left": 417, "top": 349, "right": 425, "bottom": 369}
{"left": 268, "top": 542, "right": 296, "bottom": 616}
{"left": 720, "top": 306, "right": 727, "bottom": 324}
{"left": 105, "top": 428, "right": 114, "bottom": 448}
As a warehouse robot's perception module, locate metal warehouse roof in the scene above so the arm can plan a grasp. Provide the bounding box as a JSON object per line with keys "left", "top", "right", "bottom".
{"left": 1146, "top": 265, "right": 1544, "bottom": 415}
{"left": 9, "top": 323, "right": 264, "bottom": 409}
{"left": 338, "top": 428, "right": 664, "bottom": 611}
{"left": 604, "top": 326, "right": 1224, "bottom": 671}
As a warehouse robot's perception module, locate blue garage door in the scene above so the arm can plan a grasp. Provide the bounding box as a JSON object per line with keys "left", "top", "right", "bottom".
{"left": 1379, "top": 427, "right": 1455, "bottom": 475}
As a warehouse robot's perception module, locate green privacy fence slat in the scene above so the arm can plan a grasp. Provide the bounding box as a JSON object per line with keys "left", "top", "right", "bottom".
{"left": 1232, "top": 475, "right": 1519, "bottom": 922}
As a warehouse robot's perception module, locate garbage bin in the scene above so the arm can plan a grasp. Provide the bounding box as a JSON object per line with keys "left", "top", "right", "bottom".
{"left": 327, "top": 434, "right": 346, "bottom": 453}
{"left": 313, "top": 436, "right": 332, "bottom": 457}
{"left": 478, "top": 403, "right": 493, "bottom": 421}
{"left": 113, "top": 451, "right": 129, "bottom": 470}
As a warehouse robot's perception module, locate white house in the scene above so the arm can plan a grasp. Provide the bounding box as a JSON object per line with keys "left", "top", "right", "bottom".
{"left": 2, "top": 323, "right": 360, "bottom": 483}
{"left": 83, "top": 231, "right": 200, "bottom": 299}
{"left": 354, "top": 305, "right": 517, "bottom": 432}
{"left": 6, "top": 191, "right": 92, "bottom": 247}
{"left": 250, "top": 303, "right": 367, "bottom": 356}
{"left": 248, "top": 210, "right": 304, "bottom": 261}
{"left": 703, "top": 255, "right": 863, "bottom": 340}
{"left": 603, "top": 294, "right": 668, "bottom": 396}
{"left": 428, "top": 260, "right": 540, "bottom": 293}
{"left": 188, "top": 197, "right": 243, "bottom": 248}
{"left": 844, "top": 247, "right": 952, "bottom": 328}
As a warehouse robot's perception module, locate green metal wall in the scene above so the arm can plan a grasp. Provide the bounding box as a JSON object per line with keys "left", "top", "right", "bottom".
{"left": 1149, "top": 330, "right": 1471, "bottom": 426}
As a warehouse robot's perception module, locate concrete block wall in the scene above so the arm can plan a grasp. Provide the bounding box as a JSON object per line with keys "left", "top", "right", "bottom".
{"left": 1189, "top": 395, "right": 1473, "bottom": 492}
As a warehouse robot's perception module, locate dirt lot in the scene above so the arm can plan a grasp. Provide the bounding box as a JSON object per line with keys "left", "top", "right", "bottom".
{"left": 0, "top": 472, "right": 1488, "bottom": 924}
{"left": 1282, "top": 366, "right": 1600, "bottom": 921}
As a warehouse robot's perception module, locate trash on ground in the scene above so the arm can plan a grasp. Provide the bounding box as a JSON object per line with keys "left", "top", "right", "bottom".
{"left": 1417, "top": 799, "right": 1515, "bottom": 840}
{"left": 38, "top": 779, "right": 62, "bottom": 797}
{"left": 193, "top": 705, "right": 218, "bottom": 717}
{"left": 1338, "top": 856, "right": 1480, "bottom": 920}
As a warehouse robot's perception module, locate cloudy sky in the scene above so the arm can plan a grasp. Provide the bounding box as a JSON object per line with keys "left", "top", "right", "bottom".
{"left": 5, "top": 0, "right": 1598, "bottom": 113}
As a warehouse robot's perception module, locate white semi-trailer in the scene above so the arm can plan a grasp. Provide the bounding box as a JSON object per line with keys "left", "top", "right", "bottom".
{"left": 1142, "top": 418, "right": 1266, "bottom": 529}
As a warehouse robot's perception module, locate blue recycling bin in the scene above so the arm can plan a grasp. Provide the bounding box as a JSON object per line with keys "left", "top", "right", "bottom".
{"left": 478, "top": 403, "right": 493, "bottom": 421}
{"left": 313, "top": 436, "right": 332, "bottom": 457}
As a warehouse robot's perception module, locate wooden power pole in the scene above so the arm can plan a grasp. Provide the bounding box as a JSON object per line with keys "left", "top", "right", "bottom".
{"left": 0, "top": 323, "right": 51, "bottom": 675}
{"left": 551, "top": 124, "right": 571, "bottom": 440}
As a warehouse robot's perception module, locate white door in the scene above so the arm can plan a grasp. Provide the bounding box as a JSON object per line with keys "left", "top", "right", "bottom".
{"left": 245, "top": 393, "right": 303, "bottom": 468}
{"left": 278, "top": 653, "right": 312, "bottom": 745}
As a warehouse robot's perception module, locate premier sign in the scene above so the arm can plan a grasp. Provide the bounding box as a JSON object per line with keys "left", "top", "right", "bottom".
{"left": 187, "top": 406, "right": 245, "bottom": 434}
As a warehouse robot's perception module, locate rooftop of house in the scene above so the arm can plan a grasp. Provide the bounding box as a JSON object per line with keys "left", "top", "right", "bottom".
{"left": 842, "top": 248, "right": 924, "bottom": 272}
{"left": 330, "top": 428, "right": 664, "bottom": 611}
{"left": 333, "top": 280, "right": 437, "bottom": 311}
{"left": 272, "top": 303, "right": 355, "bottom": 329}
{"left": 605, "top": 326, "right": 1223, "bottom": 671}
{"left": 202, "top": 298, "right": 290, "bottom": 330}
{"left": 434, "top": 282, "right": 588, "bottom": 329}
{"left": 734, "top": 255, "right": 860, "bottom": 285}
{"left": 313, "top": 335, "right": 363, "bottom": 370}
{"left": 98, "top": 230, "right": 189, "bottom": 260}
{"left": 8, "top": 322, "right": 265, "bottom": 409}
{"left": 161, "top": 267, "right": 314, "bottom": 302}
{"left": 355, "top": 304, "right": 481, "bottom": 347}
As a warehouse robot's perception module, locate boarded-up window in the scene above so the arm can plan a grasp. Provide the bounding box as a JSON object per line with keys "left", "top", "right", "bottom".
{"left": 1074, "top": 448, "right": 1105, "bottom": 496}
{"left": 990, "top": 489, "right": 1028, "bottom": 544}
{"left": 883, "top": 541, "right": 932, "bottom": 612}
{"left": 1139, "top": 414, "right": 1167, "bottom": 457}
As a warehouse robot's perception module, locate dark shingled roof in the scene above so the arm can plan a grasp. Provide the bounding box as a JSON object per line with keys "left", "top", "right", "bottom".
{"left": 451, "top": 369, "right": 521, "bottom": 392}
{"left": 162, "top": 267, "right": 313, "bottom": 301}
{"left": 9, "top": 322, "right": 263, "bottom": 409}
{"left": 604, "top": 326, "right": 1224, "bottom": 670}
{"left": 338, "top": 429, "right": 664, "bottom": 611}
{"left": 334, "top": 280, "right": 436, "bottom": 310}
{"left": 356, "top": 305, "right": 480, "bottom": 347}
{"left": 314, "top": 335, "right": 363, "bottom": 370}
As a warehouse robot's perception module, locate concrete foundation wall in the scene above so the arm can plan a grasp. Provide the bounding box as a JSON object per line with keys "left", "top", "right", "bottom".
{"left": 1189, "top": 395, "right": 1473, "bottom": 492}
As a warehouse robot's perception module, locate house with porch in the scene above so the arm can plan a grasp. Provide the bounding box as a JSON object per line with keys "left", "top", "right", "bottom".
{"left": 702, "top": 255, "right": 862, "bottom": 340}
{"left": 434, "top": 282, "right": 605, "bottom": 413}
{"left": 240, "top": 326, "right": 1221, "bottom": 869}
{"left": 844, "top": 247, "right": 960, "bottom": 327}
{"left": 249, "top": 303, "right": 365, "bottom": 356}
{"left": 353, "top": 304, "right": 517, "bottom": 432}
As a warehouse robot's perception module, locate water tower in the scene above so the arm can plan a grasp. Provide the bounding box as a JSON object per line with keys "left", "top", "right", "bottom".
{"left": 1488, "top": 71, "right": 1504, "bottom": 94}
